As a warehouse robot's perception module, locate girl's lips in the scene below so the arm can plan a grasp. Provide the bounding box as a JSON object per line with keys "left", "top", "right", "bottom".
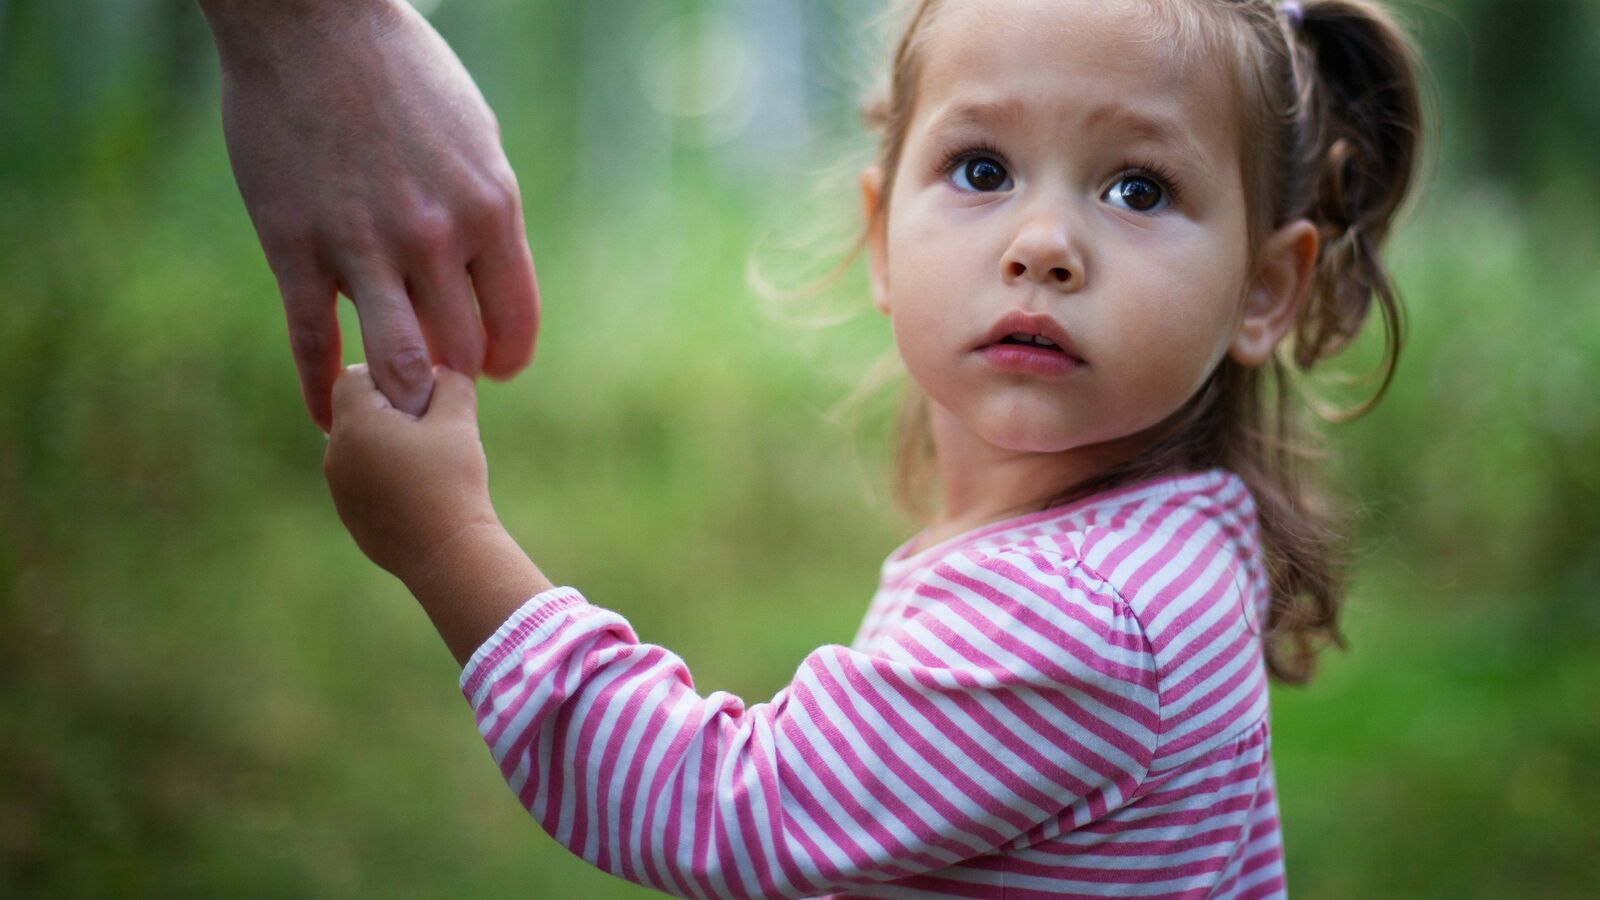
{"left": 976, "top": 310, "right": 1085, "bottom": 361}
{"left": 980, "top": 343, "right": 1085, "bottom": 375}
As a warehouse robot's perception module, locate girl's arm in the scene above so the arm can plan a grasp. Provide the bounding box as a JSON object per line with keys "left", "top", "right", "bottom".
{"left": 324, "top": 367, "right": 1162, "bottom": 898}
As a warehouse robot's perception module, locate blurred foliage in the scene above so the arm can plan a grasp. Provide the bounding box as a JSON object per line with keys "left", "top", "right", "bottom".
{"left": 1, "top": 0, "right": 1596, "bottom": 897}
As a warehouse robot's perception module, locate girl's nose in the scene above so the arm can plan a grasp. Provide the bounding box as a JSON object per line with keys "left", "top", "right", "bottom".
{"left": 1000, "top": 216, "right": 1084, "bottom": 292}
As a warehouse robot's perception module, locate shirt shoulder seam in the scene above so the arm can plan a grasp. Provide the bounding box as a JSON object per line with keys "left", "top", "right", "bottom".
{"left": 961, "top": 544, "right": 1164, "bottom": 793}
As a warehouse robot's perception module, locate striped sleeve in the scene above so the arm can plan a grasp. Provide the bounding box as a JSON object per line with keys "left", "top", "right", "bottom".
{"left": 459, "top": 548, "right": 1161, "bottom": 899}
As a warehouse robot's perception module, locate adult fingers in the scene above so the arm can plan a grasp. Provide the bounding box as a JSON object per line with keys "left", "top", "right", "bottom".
{"left": 277, "top": 269, "right": 342, "bottom": 432}
{"left": 345, "top": 265, "right": 435, "bottom": 418}
{"left": 410, "top": 262, "right": 486, "bottom": 379}
{"left": 469, "top": 215, "right": 539, "bottom": 380}
{"left": 425, "top": 366, "right": 478, "bottom": 423}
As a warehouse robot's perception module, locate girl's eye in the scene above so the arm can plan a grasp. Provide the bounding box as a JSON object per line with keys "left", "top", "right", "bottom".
{"left": 1104, "top": 175, "right": 1169, "bottom": 213}
{"left": 951, "top": 156, "right": 1012, "bottom": 193}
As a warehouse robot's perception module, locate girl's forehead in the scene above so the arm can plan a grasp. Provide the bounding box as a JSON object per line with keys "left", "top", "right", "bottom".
{"left": 912, "top": 0, "right": 1238, "bottom": 157}
{"left": 929, "top": 0, "right": 1174, "bottom": 41}
{"left": 922, "top": 0, "right": 1201, "bottom": 89}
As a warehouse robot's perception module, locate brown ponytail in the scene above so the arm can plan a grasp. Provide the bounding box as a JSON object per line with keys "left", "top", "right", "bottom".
{"left": 1241, "top": 0, "right": 1423, "bottom": 683}
{"left": 1287, "top": 0, "right": 1422, "bottom": 406}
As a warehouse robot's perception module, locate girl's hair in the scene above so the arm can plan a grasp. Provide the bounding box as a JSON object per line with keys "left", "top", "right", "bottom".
{"left": 858, "top": 0, "right": 1424, "bottom": 684}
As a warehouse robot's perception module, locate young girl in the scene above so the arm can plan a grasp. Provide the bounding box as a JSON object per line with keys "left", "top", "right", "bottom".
{"left": 323, "top": 0, "right": 1421, "bottom": 895}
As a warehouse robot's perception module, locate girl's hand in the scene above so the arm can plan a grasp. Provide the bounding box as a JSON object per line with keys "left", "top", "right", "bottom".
{"left": 324, "top": 364, "right": 498, "bottom": 589}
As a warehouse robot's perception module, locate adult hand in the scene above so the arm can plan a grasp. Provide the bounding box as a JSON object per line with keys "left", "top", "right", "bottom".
{"left": 199, "top": 0, "right": 538, "bottom": 429}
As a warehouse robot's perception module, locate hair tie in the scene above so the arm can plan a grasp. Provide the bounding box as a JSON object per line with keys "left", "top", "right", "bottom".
{"left": 1279, "top": 0, "right": 1305, "bottom": 30}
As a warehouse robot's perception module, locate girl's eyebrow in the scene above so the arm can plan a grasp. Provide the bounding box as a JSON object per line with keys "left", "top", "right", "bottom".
{"left": 924, "top": 97, "right": 1212, "bottom": 170}
{"left": 1081, "top": 104, "right": 1213, "bottom": 167}
{"left": 922, "top": 98, "right": 1030, "bottom": 135}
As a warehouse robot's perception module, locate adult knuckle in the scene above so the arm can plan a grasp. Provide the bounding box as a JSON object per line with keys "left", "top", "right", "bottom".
{"left": 253, "top": 202, "right": 313, "bottom": 244}
{"left": 278, "top": 268, "right": 331, "bottom": 304}
{"left": 466, "top": 178, "right": 520, "bottom": 231}
{"left": 332, "top": 232, "right": 382, "bottom": 266}
{"left": 287, "top": 321, "right": 334, "bottom": 360}
{"left": 400, "top": 208, "right": 457, "bottom": 257}
{"left": 487, "top": 159, "right": 520, "bottom": 193}
{"left": 384, "top": 344, "right": 433, "bottom": 389}
{"left": 278, "top": 281, "right": 319, "bottom": 314}
{"left": 260, "top": 224, "right": 317, "bottom": 262}
{"left": 327, "top": 209, "right": 383, "bottom": 258}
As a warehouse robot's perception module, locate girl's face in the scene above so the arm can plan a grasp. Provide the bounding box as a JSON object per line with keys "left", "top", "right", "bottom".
{"left": 867, "top": 0, "right": 1293, "bottom": 460}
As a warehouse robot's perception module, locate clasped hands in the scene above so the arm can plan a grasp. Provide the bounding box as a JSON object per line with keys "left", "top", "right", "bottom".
{"left": 202, "top": 0, "right": 557, "bottom": 662}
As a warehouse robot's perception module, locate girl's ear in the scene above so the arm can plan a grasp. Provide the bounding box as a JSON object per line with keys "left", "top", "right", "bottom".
{"left": 1230, "top": 219, "right": 1318, "bottom": 367}
{"left": 860, "top": 166, "right": 890, "bottom": 315}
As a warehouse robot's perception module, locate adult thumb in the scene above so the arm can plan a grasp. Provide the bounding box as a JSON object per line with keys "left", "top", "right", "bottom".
{"left": 425, "top": 366, "right": 478, "bottom": 421}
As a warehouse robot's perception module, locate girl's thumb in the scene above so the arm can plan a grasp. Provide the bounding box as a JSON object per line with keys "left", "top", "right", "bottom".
{"left": 426, "top": 366, "right": 477, "bottom": 420}
{"left": 330, "top": 363, "right": 391, "bottom": 420}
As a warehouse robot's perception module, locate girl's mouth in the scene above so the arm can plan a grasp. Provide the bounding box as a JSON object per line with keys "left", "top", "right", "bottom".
{"left": 975, "top": 311, "right": 1086, "bottom": 368}
{"left": 980, "top": 339, "right": 1085, "bottom": 376}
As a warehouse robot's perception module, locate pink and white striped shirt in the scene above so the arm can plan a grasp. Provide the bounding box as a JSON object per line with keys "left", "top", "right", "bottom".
{"left": 460, "top": 468, "right": 1288, "bottom": 898}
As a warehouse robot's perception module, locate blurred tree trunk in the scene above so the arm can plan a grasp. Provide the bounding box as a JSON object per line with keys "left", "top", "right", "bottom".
{"left": 0, "top": 0, "right": 210, "bottom": 191}
{"left": 578, "top": 0, "right": 673, "bottom": 212}
{"left": 1423, "top": 0, "right": 1600, "bottom": 190}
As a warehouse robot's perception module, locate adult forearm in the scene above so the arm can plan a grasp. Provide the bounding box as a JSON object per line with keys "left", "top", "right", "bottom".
{"left": 402, "top": 522, "right": 555, "bottom": 669}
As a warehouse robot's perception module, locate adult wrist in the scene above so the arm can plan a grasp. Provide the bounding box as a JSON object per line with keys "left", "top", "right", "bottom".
{"left": 198, "top": 0, "right": 404, "bottom": 66}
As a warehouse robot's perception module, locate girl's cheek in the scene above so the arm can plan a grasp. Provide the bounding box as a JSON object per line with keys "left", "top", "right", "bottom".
{"left": 893, "top": 198, "right": 943, "bottom": 246}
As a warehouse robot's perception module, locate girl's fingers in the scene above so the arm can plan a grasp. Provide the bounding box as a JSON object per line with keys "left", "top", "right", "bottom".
{"left": 425, "top": 366, "right": 478, "bottom": 422}
{"left": 345, "top": 265, "right": 435, "bottom": 417}
{"left": 469, "top": 221, "right": 539, "bottom": 380}
{"left": 329, "top": 364, "right": 391, "bottom": 423}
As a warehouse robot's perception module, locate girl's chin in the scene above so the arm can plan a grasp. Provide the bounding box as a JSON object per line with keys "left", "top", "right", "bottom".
{"left": 927, "top": 394, "right": 1112, "bottom": 455}
{"left": 972, "top": 412, "right": 1141, "bottom": 458}
{"left": 974, "top": 422, "right": 1088, "bottom": 456}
